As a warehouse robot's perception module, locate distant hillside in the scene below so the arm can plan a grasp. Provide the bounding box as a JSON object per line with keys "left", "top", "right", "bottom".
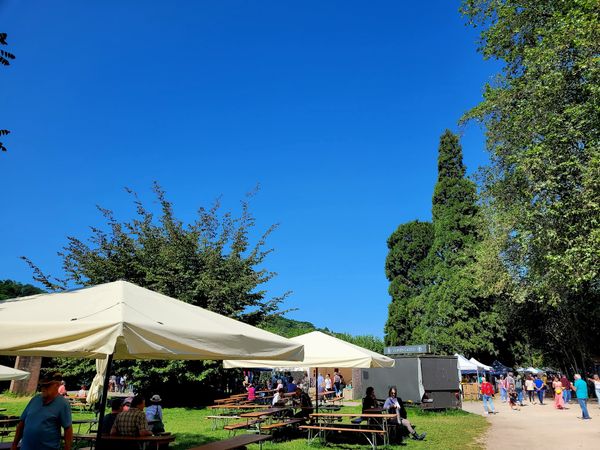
{"left": 261, "top": 316, "right": 383, "bottom": 353}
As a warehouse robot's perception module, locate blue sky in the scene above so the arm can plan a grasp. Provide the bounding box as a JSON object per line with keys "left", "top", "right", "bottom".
{"left": 0, "top": 1, "right": 499, "bottom": 337}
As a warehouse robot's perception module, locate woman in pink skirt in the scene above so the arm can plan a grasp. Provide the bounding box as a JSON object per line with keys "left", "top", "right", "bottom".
{"left": 552, "top": 375, "right": 564, "bottom": 409}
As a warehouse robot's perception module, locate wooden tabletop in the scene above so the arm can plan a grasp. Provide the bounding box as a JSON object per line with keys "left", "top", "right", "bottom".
{"left": 239, "top": 407, "right": 289, "bottom": 418}
{"left": 210, "top": 404, "right": 268, "bottom": 409}
{"left": 310, "top": 413, "right": 396, "bottom": 418}
{"left": 74, "top": 433, "right": 175, "bottom": 443}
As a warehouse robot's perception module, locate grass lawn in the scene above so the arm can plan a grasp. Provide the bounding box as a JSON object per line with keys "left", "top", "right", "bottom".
{"left": 1, "top": 394, "right": 488, "bottom": 449}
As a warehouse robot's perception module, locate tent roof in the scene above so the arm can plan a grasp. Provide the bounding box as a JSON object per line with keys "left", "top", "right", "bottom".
{"left": 0, "top": 364, "right": 30, "bottom": 382}
{"left": 469, "top": 357, "right": 492, "bottom": 371}
{"left": 223, "top": 331, "right": 395, "bottom": 369}
{"left": 0, "top": 280, "right": 304, "bottom": 361}
{"left": 455, "top": 354, "right": 479, "bottom": 372}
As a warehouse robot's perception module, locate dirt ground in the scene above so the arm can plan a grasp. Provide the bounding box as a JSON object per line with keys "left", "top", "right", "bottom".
{"left": 463, "top": 397, "right": 600, "bottom": 449}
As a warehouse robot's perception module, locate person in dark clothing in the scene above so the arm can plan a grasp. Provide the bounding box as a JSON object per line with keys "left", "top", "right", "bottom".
{"left": 101, "top": 398, "right": 123, "bottom": 435}
{"left": 362, "top": 386, "right": 379, "bottom": 412}
{"left": 292, "top": 387, "right": 313, "bottom": 419}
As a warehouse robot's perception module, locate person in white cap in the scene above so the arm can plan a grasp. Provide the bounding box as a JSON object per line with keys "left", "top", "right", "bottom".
{"left": 145, "top": 394, "right": 165, "bottom": 434}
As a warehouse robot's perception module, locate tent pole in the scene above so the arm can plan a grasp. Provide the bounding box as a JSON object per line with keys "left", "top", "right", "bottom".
{"left": 314, "top": 367, "right": 318, "bottom": 414}
{"left": 95, "top": 353, "right": 114, "bottom": 448}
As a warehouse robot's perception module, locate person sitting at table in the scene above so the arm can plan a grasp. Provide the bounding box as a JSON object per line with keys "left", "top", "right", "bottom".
{"left": 272, "top": 388, "right": 287, "bottom": 407}
{"left": 247, "top": 383, "right": 256, "bottom": 401}
{"left": 111, "top": 395, "right": 152, "bottom": 437}
{"left": 287, "top": 378, "right": 297, "bottom": 393}
{"left": 58, "top": 380, "right": 68, "bottom": 397}
{"left": 77, "top": 385, "right": 87, "bottom": 398}
{"left": 145, "top": 394, "right": 165, "bottom": 435}
{"left": 362, "top": 386, "right": 380, "bottom": 412}
{"left": 383, "top": 387, "right": 426, "bottom": 441}
{"left": 122, "top": 396, "right": 133, "bottom": 412}
{"left": 101, "top": 398, "right": 123, "bottom": 435}
{"left": 292, "top": 387, "right": 313, "bottom": 420}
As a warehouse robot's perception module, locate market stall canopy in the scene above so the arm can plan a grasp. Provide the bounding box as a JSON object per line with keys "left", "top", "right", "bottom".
{"left": 223, "top": 331, "right": 395, "bottom": 369}
{"left": 491, "top": 360, "right": 511, "bottom": 375}
{"left": 455, "top": 354, "right": 479, "bottom": 373}
{"left": 469, "top": 357, "right": 492, "bottom": 372}
{"left": 0, "top": 280, "right": 304, "bottom": 361}
{"left": 0, "top": 364, "right": 30, "bottom": 381}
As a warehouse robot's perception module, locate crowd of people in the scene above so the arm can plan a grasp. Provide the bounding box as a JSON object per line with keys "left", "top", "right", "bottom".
{"left": 108, "top": 374, "right": 128, "bottom": 393}
{"left": 480, "top": 371, "right": 599, "bottom": 420}
{"left": 10, "top": 372, "right": 166, "bottom": 450}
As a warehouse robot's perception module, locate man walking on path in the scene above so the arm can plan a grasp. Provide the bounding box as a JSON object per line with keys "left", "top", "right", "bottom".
{"left": 573, "top": 374, "right": 591, "bottom": 420}
{"left": 534, "top": 375, "right": 545, "bottom": 405}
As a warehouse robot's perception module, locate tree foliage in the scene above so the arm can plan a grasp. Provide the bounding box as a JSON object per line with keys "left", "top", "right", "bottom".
{"left": 385, "top": 132, "right": 503, "bottom": 356}
{"left": 461, "top": 0, "right": 600, "bottom": 370}
{"left": 23, "top": 183, "right": 290, "bottom": 401}
{"left": 0, "top": 33, "right": 15, "bottom": 153}
{"left": 384, "top": 220, "right": 433, "bottom": 346}
{"left": 0, "top": 279, "right": 44, "bottom": 300}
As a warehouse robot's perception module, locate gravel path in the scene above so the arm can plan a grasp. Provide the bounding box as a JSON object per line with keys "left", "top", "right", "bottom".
{"left": 463, "top": 398, "right": 600, "bottom": 449}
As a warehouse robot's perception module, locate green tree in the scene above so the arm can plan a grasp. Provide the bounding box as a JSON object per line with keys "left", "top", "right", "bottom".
{"left": 24, "top": 183, "right": 289, "bottom": 401}
{"left": 0, "top": 279, "right": 44, "bottom": 300}
{"left": 412, "top": 131, "right": 502, "bottom": 355}
{"left": 0, "top": 33, "right": 15, "bottom": 153}
{"left": 461, "top": 0, "right": 600, "bottom": 369}
{"left": 384, "top": 220, "right": 433, "bottom": 346}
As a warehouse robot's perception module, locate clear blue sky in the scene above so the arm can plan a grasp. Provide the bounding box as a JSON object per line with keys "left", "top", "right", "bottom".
{"left": 1, "top": 1, "right": 499, "bottom": 337}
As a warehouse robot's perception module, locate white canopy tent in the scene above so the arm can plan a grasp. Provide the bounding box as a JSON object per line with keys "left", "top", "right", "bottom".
{"left": 469, "top": 358, "right": 492, "bottom": 372}
{"left": 0, "top": 280, "right": 304, "bottom": 361}
{"left": 0, "top": 280, "right": 304, "bottom": 444}
{"left": 224, "top": 331, "right": 394, "bottom": 369}
{"left": 224, "top": 331, "right": 395, "bottom": 411}
{"left": 0, "top": 364, "right": 30, "bottom": 382}
{"left": 455, "top": 354, "right": 479, "bottom": 373}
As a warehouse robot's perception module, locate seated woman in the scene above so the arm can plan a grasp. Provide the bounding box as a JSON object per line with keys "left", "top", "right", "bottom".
{"left": 383, "top": 388, "right": 426, "bottom": 441}
{"left": 362, "top": 386, "right": 379, "bottom": 412}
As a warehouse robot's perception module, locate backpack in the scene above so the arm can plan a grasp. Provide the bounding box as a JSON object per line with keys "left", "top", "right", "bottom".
{"left": 149, "top": 406, "right": 165, "bottom": 434}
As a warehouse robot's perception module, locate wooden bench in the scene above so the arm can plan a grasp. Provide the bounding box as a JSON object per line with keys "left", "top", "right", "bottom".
{"left": 300, "top": 425, "right": 386, "bottom": 450}
{"left": 223, "top": 419, "right": 262, "bottom": 435}
{"left": 205, "top": 415, "right": 240, "bottom": 431}
{"left": 260, "top": 418, "right": 304, "bottom": 432}
{"left": 186, "top": 433, "right": 271, "bottom": 450}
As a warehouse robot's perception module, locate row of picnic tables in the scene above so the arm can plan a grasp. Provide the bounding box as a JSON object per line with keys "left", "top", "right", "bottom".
{"left": 204, "top": 391, "right": 395, "bottom": 450}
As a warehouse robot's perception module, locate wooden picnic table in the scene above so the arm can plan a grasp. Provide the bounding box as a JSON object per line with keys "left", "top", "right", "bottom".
{"left": 308, "top": 411, "right": 397, "bottom": 448}
{"left": 186, "top": 433, "right": 271, "bottom": 450}
{"left": 238, "top": 407, "right": 291, "bottom": 435}
{"left": 209, "top": 404, "right": 268, "bottom": 410}
{"left": 72, "top": 418, "right": 98, "bottom": 434}
{"left": 73, "top": 433, "right": 175, "bottom": 450}
{"left": 0, "top": 418, "right": 20, "bottom": 444}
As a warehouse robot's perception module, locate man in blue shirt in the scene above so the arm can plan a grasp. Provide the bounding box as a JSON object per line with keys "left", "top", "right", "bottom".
{"left": 12, "top": 373, "right": 73, "bottom": 450}
{"left": 534, "top": 375, "right": 545, "bottom": 405}
{"left": 573, "top": 374, "right": 591, "bottom": 420}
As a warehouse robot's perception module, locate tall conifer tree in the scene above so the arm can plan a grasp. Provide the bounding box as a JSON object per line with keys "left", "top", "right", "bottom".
{"left": 411, "top": 131, "right": 500, "bottom": 355}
